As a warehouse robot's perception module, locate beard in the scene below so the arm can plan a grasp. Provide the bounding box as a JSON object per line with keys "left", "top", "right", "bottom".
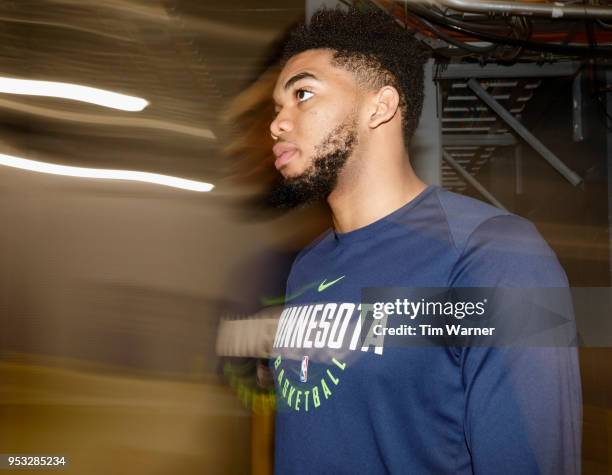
{"left": 268, "top": 115, "right": 358, "bottom": 209}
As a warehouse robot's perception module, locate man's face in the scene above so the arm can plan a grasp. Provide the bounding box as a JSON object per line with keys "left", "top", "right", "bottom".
{"left": 269, "top": 49, "right": 362, "bottom": 208}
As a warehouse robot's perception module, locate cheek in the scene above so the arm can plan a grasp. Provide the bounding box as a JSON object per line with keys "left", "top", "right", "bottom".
{"left": 292, "top": 96, "right": 355, "bottom": 159}
{"left": 297, "top": 109, "right": 337, "bottom": 149}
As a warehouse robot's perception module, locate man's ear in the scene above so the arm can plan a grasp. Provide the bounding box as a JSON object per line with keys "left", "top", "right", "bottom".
{"left": 367, "top": 86, "right": 400, "bottom": 129}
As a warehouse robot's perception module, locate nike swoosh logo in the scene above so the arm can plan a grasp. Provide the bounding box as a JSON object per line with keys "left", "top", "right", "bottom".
{"left": 318, "top": 275, "right": 345, "bottom": 292}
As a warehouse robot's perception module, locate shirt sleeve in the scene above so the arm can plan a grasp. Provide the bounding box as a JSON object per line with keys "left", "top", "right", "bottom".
{"left": 450, "top": 215, "right": 582, "bottom": 475}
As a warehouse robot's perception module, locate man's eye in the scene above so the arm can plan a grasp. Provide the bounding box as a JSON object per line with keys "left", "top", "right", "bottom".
{"left": 296, "top": 89, "right": 314, "bottom": 102}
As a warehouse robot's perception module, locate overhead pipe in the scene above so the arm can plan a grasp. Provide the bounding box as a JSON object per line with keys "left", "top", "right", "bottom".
{"left": 406, "top": 0, "right": 612, "bottom": 20}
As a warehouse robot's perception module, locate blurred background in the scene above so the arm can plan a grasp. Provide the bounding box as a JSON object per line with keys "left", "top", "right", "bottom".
{"left": 0, "top": 0, "right": 611, "bottom": 473}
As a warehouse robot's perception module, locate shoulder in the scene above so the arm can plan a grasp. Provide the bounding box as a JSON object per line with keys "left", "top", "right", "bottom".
{"left": 433, "top": 187, "right": 554, "bottom": 258}
{"left": 449, "top": 209, "right": 567, "bottom": 287}
{"left": 432, "top": 188, "right": 567, "bottom": 286}
{"left": 433, "top": 187, "right": 511, "bottom": 252}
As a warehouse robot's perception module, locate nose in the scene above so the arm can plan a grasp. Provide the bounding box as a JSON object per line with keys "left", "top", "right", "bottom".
{"left": 270, "top": 108, "right": 293, "bottom": 139}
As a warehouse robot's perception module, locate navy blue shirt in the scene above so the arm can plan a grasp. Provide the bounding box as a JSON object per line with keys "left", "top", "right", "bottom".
{"left": 272, "top": 186, "right": 581, "bottom": 474}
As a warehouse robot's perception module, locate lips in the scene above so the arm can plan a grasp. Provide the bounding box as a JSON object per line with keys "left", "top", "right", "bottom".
{"left": 272, "top": 142, "right": 299, "bottom": 169}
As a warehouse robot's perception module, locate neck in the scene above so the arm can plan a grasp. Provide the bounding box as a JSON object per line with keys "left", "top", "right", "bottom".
{"left": 327, "top": 135, "right": 427, "bottom": 234}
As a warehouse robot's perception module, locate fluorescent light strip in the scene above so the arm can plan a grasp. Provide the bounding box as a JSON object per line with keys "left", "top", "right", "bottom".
{"left": 0, "top": 77, "right": 148, "bottom": 111}
{"left": 0, "top": 97, "right": 215, "bottom": 140}
{"left": 0, "top": 153, "right": 213, "bottom": 192}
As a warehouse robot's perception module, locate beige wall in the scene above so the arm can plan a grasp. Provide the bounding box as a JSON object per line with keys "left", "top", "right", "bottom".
{"left": 0, "top": 165, "right": 284, "bottom": 474}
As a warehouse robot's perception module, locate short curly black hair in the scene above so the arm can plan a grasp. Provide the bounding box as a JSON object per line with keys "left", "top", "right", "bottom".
{"left": 281, "top": 6, "right": 429, "bottom": 145}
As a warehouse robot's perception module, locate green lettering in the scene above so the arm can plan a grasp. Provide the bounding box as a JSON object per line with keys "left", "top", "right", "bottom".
{"left": 287, "top": 385, "right": 296, "bottom": 406}
{"left": 331, "top": 358, "right": 346, "bottom": 370}
{"left": 295, "top": 390, "right": 302, "bottom": 411}
{"left": 326, "top": 369, "right": 339, "bottom": 385}
{"left": 312, "top": 387, "right": 321, "bottom": 408}
{"left": 321, "top": 379, "right": 332, "bottom": 399}
{"left": 274, "top": 355, "right": 282, "bottom": 369}
{"left": 277, "top": 368, "right": 284, "bottom": 386}
{"left": 304, "top": 390, "right": 310, "bottom": 411}
{"left": 282, "top": 378, "right": 289, "bottom": 398}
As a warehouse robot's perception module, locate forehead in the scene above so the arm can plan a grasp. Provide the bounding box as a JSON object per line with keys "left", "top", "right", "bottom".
{"left": 273, "top": 49, "right": 357, "bottom": 99}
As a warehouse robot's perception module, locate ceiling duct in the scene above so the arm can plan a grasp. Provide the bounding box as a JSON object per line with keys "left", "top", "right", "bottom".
{"left": 404, "top": 0, "right": 612, "bottom": 20}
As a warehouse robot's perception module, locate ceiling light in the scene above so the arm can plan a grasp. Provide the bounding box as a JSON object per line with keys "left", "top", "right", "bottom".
{"left": 0, "top": 77, "right": 148, "bottom": 111}
{"left": 0, "top": 153, "right": 213, "bottom": 192}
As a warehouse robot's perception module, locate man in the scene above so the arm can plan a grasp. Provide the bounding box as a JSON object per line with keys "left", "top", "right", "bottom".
{"left": 268, "top": 7, "right": 581, "bottom": 474}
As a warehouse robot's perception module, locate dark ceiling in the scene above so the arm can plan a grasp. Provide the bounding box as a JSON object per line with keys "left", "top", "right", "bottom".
{"left": 0, "top": 0, "right": 305, "bottom": 185}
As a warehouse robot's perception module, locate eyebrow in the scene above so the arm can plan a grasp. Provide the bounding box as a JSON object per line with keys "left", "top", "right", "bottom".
{"left": 283, "top": 71, "right": 319, "bottom": 91}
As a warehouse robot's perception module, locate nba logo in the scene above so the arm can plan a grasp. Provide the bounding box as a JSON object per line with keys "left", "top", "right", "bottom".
{"left": 300, "top": 356, "right": 309, "bottom": 383}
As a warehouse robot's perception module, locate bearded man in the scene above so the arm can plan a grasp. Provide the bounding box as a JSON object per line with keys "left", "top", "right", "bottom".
{"left": 268, "top": 7, "right": 581, "bottom": 474}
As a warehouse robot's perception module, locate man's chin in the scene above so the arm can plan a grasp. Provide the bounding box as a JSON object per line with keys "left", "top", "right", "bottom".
{"left": 278, "top": 168, "right": 299, "bottom": 180}
{"left": 278, "top": 159, "right": 308, "bottom": 179}
{"left": 267, "top": 173, "right": 321, "bottom": 209}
